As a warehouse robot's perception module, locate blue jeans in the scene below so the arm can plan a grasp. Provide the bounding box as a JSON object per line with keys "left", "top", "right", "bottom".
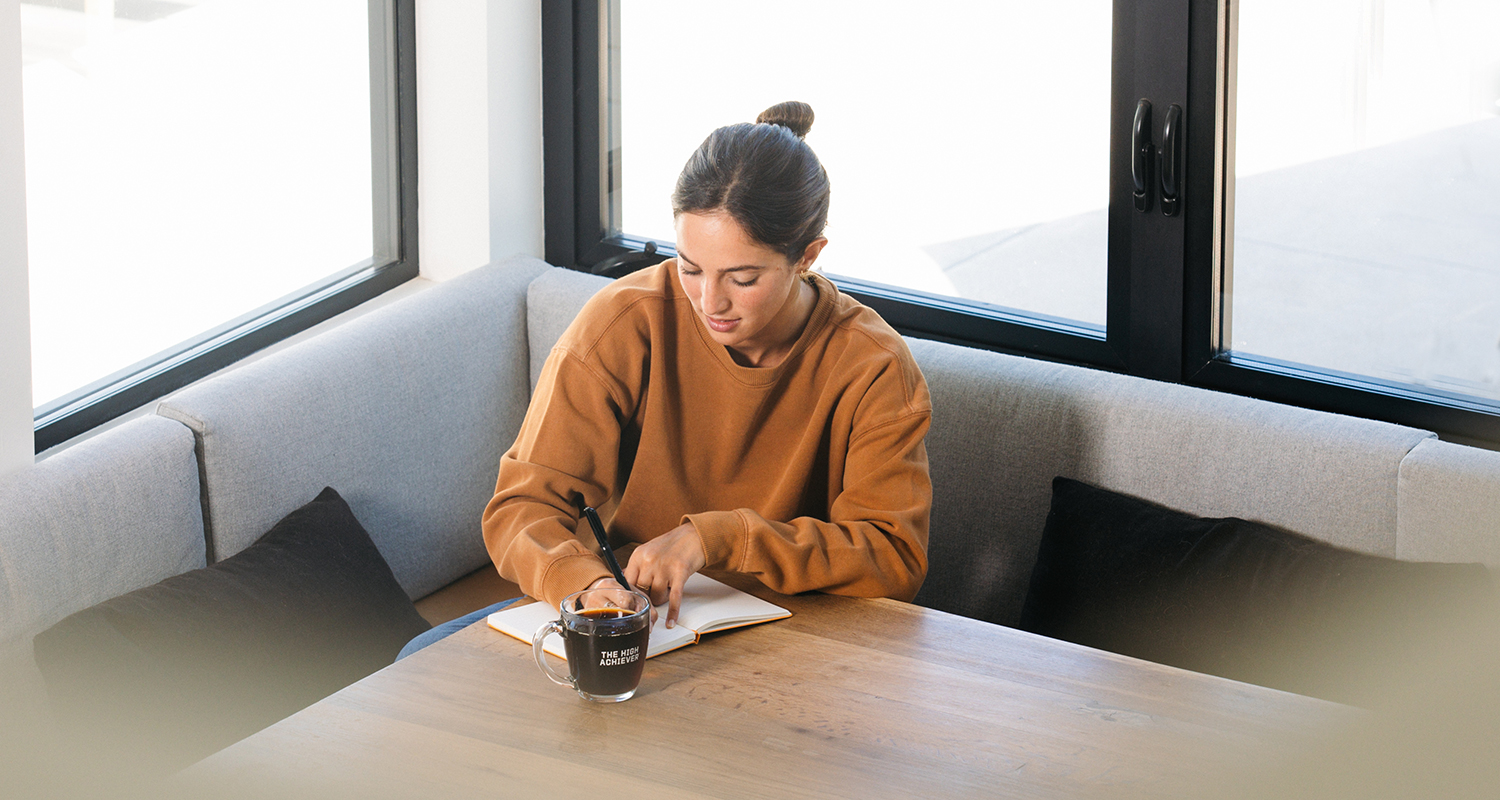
{"left": 397, "top": 597, "right": 522, "bottom": 661}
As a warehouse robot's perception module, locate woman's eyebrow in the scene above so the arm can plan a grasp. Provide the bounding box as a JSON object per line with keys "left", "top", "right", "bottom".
{"left": 675, "top": 251, "right": 765, "bottom": 273}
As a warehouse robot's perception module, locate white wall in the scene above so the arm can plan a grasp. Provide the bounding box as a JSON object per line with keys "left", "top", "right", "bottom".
{"left": 0, "top": 0, "right": 34, "bottom": 480}
{"left": 417, "top": 0, "right": 543, "bottom": 282}
{"left": 486, "top": 0, "right": 543, "bottom": 269}
{"left": 1, "top": 0, "right": 545, "bottom": 471}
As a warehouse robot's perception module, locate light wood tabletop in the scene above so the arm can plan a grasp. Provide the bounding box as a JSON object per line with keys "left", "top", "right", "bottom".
{"left": 175, "top": 572, "right": 1354, "bottom": 799}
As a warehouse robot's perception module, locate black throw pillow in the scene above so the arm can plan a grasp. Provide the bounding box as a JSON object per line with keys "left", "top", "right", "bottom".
{"left": 33, "top": 486, "right": 431, "bottom": 774}
{"left": 1019, "top": 477, "right": 1495, "bottom": 705}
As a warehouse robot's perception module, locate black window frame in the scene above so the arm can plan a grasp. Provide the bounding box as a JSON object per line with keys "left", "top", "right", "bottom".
{"left": 542, "top": 0, "right": 1500, "bottom": 447}
{"left": 32, "top": 0, "right": 421, "bottom": 454}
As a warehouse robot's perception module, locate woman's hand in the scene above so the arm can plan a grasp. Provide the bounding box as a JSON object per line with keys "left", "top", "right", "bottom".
{"left": 586, "top": 576, "right": 658, "bottom": 626}
{"left": 622, "top": 522, "right": 707, "bottom": 628}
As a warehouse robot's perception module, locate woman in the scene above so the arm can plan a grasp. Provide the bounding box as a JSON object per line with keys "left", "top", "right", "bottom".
{"left": 483, "top": 102, "right": 931, "bottom": 629}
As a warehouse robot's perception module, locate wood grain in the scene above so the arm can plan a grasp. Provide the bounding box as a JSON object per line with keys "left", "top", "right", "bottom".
{"left": 176, "top": 572, "right": 1353, "bottom": 799}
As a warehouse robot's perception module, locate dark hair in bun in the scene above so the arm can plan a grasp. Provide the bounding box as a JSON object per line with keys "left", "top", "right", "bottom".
{"left": 672, "top": 101, "right": 830, "bottom": 263}
{"left": 755, "top": 101, "right": 814, "bottom": 139}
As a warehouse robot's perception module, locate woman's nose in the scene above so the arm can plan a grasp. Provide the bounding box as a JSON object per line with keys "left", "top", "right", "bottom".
{"left": 700, "top": 278, "right": 728, "bottom": 314}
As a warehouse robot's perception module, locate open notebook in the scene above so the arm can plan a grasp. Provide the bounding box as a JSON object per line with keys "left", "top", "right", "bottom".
{"left": 488, "top": 573, "right": 791, "bottom": 659}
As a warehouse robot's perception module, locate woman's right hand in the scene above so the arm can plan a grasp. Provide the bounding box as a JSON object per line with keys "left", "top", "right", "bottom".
{"left": 588, "top": 576, "right": 658, "bottom": 626}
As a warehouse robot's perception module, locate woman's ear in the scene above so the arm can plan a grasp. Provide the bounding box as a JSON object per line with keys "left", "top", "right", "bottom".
{"left": 796, "top": 237, "right": 829, "bottom": 273}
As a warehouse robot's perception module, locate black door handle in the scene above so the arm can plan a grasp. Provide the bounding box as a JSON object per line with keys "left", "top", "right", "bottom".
{"left": 1132, "top": 99, "right": 1153, "bottom": 212}
{"left": 1159, "top": 103, "right": 1182, "bottom": 217}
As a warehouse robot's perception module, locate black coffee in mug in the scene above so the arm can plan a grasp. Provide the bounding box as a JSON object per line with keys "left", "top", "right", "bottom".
{"left": 562, "top": 608, "right": 648, "bottom": 697}
{"left": 534, "top": 588, "right": 653, "bottom": 702}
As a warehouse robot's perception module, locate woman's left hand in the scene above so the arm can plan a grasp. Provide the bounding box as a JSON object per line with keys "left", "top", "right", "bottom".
{"left": 622, "top": 522, "right": 707, "bottom": 629}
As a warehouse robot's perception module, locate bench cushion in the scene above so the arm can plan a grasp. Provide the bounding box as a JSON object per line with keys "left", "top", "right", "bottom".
{"left": 156, "top": 255, "right": 550, "bottom": 599}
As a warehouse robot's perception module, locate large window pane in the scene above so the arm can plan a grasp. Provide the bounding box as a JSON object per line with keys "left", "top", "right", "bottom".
{"left": 1230, "top": 0, "right": 1500, "bottom": 402}
{"left": 618, "top": 0, "right": 1112, "bottom": 328}
{"left": 22, "top": 0, "right": 379, "bottom": 409}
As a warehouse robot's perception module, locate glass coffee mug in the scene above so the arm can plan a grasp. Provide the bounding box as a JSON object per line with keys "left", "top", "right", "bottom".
{"left": 533, "top": 586, "right": 652, "bottom": 702}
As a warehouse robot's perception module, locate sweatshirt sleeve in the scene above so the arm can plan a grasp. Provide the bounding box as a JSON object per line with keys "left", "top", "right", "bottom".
{"left": 482, "top": 346, "right": 621, "bottom": 608}
{"left": 686, "top": 403, "right": 932, "bottom": 602}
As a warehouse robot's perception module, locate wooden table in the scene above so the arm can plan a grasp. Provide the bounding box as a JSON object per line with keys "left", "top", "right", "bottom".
{"left": 176, "top": 574, "right": 1352, "bottom": 799}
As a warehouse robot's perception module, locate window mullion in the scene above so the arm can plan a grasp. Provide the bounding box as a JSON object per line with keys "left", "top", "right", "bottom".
{"left": 1108, "top": 0, "right": 1192, "bottom": 382}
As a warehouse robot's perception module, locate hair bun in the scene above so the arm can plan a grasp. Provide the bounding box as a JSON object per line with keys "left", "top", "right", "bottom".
{"left": 756, "top": 101, "right": 814, "bottom": 139}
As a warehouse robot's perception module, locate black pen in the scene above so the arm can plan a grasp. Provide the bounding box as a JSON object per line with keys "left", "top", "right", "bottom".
{"left": 581, "top": 503, "right": 633, "bottom": 593}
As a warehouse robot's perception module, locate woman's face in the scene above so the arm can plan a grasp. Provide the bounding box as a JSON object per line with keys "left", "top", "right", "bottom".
{"left": 673, "top": 211, "right": 825, "bottom": 367}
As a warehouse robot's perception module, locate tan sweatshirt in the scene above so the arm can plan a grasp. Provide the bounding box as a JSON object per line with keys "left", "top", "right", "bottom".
{"left": 483, "top": 260, "right": 932, "bottom": 608}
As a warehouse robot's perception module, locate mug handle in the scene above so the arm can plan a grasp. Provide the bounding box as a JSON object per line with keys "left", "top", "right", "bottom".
{"left": 532, "top": 619, "right": 574, "bottom": 688}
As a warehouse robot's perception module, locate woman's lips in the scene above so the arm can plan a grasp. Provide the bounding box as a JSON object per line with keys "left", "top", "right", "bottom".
{"left": 705, "top": 316, "right": 739, "bottom": 333}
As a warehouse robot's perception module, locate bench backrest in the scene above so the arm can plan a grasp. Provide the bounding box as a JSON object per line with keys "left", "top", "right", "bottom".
{"left": 155, "top": 255, "right": 550, "bottom": 599}
{"left": 907, "top": 337, "right": 1436, "bottom": 625}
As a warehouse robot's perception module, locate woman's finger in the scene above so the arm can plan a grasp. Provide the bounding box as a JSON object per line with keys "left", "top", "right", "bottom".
{"left": 666, "top": 575, "right": 685, "bottom": 629}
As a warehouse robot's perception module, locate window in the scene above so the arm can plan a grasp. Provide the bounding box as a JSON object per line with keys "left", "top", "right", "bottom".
{"left": 618, "top": 1, "right": 1112, "bottom": 331}
{"left": 545, "top": 0, "right": 1500, "bottom": 446}
{"left": 24, "top": 0, "right": 418, "bottom": 452}
{"left": 1228, "top": 0, "right": 1500, "bottom": 404}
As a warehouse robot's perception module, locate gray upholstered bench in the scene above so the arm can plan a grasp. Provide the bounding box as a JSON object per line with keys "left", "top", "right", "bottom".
{"left": 4, "top": 253, "right": 1499, "bottom": 784}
